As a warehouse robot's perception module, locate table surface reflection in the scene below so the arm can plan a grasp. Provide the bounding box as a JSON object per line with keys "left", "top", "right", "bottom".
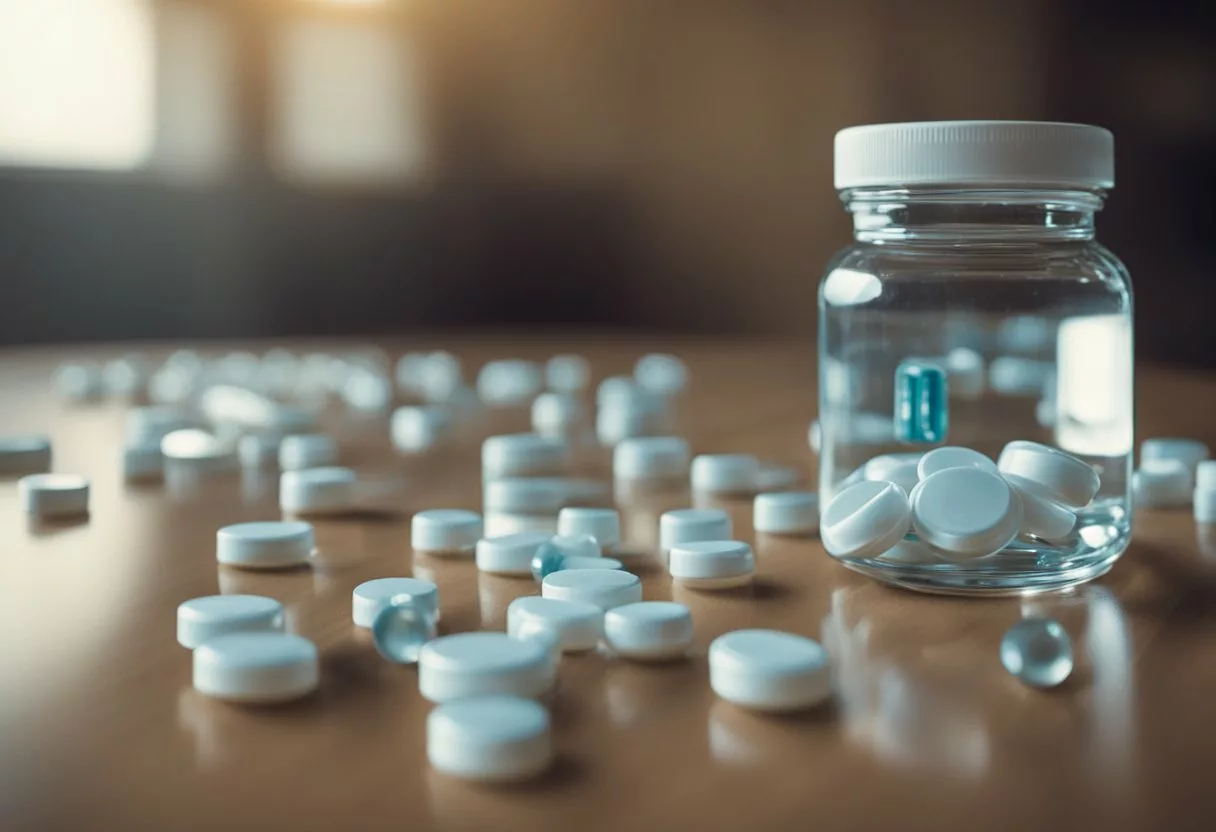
{"left": 1, "top": 339, "right": 1214, "bottom": 832}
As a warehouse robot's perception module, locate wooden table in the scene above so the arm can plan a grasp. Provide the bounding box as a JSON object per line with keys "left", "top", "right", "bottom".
{"left": 2, "top": 339, "right": 1215, "bottom": 832}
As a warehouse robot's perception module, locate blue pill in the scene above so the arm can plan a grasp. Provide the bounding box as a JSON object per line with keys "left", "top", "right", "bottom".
{"left": 999, "top": 617, "right": 1074, "bottom": 688}
{"left": 894, "top": 361, "right": 948, "bottom": 444}
{"left": 372, "top": 593, "right": 437, "bottom": 664}
{"left": 530, "top": 542, "right": 567, "bottom": 582}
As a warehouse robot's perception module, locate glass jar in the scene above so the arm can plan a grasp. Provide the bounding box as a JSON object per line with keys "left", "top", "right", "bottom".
{"left": 819, "top": 121, "right": 1132, "bottom": 595}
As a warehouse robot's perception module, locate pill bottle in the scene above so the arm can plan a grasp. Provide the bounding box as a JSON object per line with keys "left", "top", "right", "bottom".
{"left": 819, "top": 121, "right": 1132, "bottom": 594}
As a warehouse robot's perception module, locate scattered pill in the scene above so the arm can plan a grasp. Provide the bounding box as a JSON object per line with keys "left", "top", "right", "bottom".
{"left": 427, "top": 696, "right": 552, "bottom": 782}
{"left": 237, "top": 434, "right": 281, "bottom": 468}
{"left": 125, "top": 407, "right": 195, "bottom": 445}
{"left": 542, "top": 568, "right": 642, "bottom": 610}
{"left": 507, "top": 596, "right": 604, "bottom": 653}
{"left": 341, "top": 368, "right": 392, "bottom": 412}
{"left": 1141, "top": 438, "right": 1209, "bottom": 480}
{"left": 0, "top": 435, "right": 52, "bottom": 475}
{"left": 910, "top": 467, "right": 1022, "bottom": 559}
{"left": 123, "top": 442, "right": 163, "bottom": 481}
{"left": 477, "top": 360, "right": 544, "bottom": 406}
{"left": 634, "top": 353, "right": 688, "bottom": 396}
{"left": 511, "top": 619, "right": 562, "bottom": 667}
{"left": 691, "top": 454, "right": 760, "bottom": 495}
{"left": 391, "top": 405, "right": 452, "bottom": 453}
{"left": 161, "top": 429, "right": 236, "bottom": 465}
{"left": 418, "top": 633, "right": 554, "bottom": 703}
{"left": 877, "top": 538, "right": 940, "bottom": 564}
{"left": 596, "top": 399, "right": 668, "bottom": 447}
{"left": 415, "top": 351, "right": 463, "bottom": 403}
{"left": 352, "top": 577, "right": 441, "bottom": 628}
{"left": 1004, "top": 474, "right": 1076, "bottom": 541}
{"left": 192, "top": 632, "right": 319, "bottom": 704}
{"left": 476, "top": 532, "right": 551, "bottom": 576}
{"left": 19, "top": 473, "right": 90, "bottom": 518}
{"left": 1132, "top": 459, "right": 1192, "bottom": 508}
{"left": 596, "top": 375, "right": 638, "bottom": 407}
{"left": 372, "top": 594, "right": 439, "bottom": 664}
{"left": 557, "top": 507, "right": 621, "bottom": 551}
{"left": 545, "top": 354, "right": 591, "bottom": 393}
{"left": 1000, "top": 618, "right": 1073, "bottom": 688}
{"left": 1195, "top": 461, "right": 1216, "bottom": 523}
{"left": 412, "top": 509, "right": 482, "bottom": 556}
{"left": 54, "top": 363, "right": 104, "bottom": 402}
{"left": 808, "top": 420, "right": 821, "bottom": 454}
{"left": 280, "top": 466, "right": 358, "bottom": 515}
{"left": 997, "top": 440, "right": 1100, "bottom": 509}
{"left": 916, "top": 446, "right": 998, "bottom": 480}
{"left": 604, "top": 601, "right": 693, "bottom": 661}
{"left": 659, "top": 508, "right": 732, "bottom": 553}
{"left": 614, "top": 436, "right": 690, "bottom": 481}
{"left": 531, "top": 392, "right": 585, "bottom": 440}
{"left": 483, "top": 478, "right": 569, "bottom": 514}
{"left": 753, "top": 492, "right": 819, "bottom": 535}
{"left": 217, "top": 520, "right": 314, "bottom": 570}
{"left": 278, "top": 434, "right": 338, "bottom": 471}
{"left": 177, "top": 595, "right": 286, "bottom": 648}
{"left": 669, "top": 541, "right": 756, "bottom": 589}
{"left": 708, "top": 629, "right": 831, "bottom": 712}
{"left": 820, "top": 480, "right": 910, "bottom": 558}
{"left": 102, "top": 355, "right": 149, "bottom": 399}
{"left": 894, "top": 360, "right": 948, "bottom": 444}
{"left": 862, "top": 453, "right": 922, "bottom": 492}
{"left": 482, "top": 434, "right": 569, "bottom": 480}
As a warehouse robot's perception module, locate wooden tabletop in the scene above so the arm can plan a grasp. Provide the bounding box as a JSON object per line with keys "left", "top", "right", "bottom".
{"left": 2, "top": 338, "right": 1215, "bottom": 832}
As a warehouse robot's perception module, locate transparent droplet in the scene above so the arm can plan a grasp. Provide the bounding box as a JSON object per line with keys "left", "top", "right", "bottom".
{"left": 372, "top": 593, "right": 437, "bottom": 664}
{"left": 1000, "top": 617, "right": 1073, "bottom": 688}
{"left": 530, "top": 542, "right": 567, "bottom": 582}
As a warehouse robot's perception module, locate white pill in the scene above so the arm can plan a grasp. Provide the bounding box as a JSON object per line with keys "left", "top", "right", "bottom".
{"left": 123, "top": 442, "right": 163, "bottom": 481}
{"left": 352, "top": 577, "right": 440, "bottom": 627}
{"left": 754, "top": 464, "right": 800, "bottom": 492}
{"left": 989, "top": 356, "right": 1053, "bottom": 396}
{"left": 542, "top": 568, "right": 642, "bottom": 609}
{"left": 634, "top": 353, "right": 688, "bottom": 396}
{"left": 507, "top": 596, "right": 604, "bottom": 652}
{"left": 476, "top": 532, "right": 551, "bottom": 576}
{"left": 54, "top": 363, "right": 104, "bottom": 401}
{"left": 511, "top": 619, "right": 562, "bottom": 667}
{"left": 412, "top": 509, "right": 482, "bottom": 555}
{"left": 217, "top": 520, "right": 314, "bottom": 570}
{"left": 669, "top": 541, "right": 755, "bottom": 589}
{"left": 1197, "top": 460, "right": 1216, "bottom": 492}
{"left": 237, "top": 434, "right": 281, "bottom": 468}
{"left": 427, "top": 696, "right": 552, "bottom": 782}
{"left": 1003, "top": 474, "right": 1076, "bottom": 541}
{"left": 708, "top": 629, "right": 832, "bottom": 712}
{"left": 1141, "top": 438, "right": 1209, "bottom": 479}
{"left": 604, "top": 601, "right": 693, "bottom": 661}
{"left": 878, "top": 539, "right": 940, "bottom": 564}
{"left": 1194, "top": 487, "right": 1216, "bottom": 523}
{"left": 279, "top": 467, "right": 358, "bottom": 515}
{"left": 545, "top": 354, "right": 591, "bottom": 393}
{"left": 391, "top": 405, "right": 452, "bottom": 453}
{"left": 862, "top": 453, "right": 922, "bottom": 493}
{"left": 548, "top": 533, "right": 602, "bottom": 559}
{"left": 102, "top": 355, "right": 148, "bottom": 398}
{"left": 125, "top": 407, "right": 194, "bottom": 445}
{"left": 944, "top": 347, "right": 985, "bottom": 400}
{"left": 161, "top": 429, "right": 235, "bottom": 464}
{"left": 19, "top": 474, "right": 89, "bottom": 518}
{"left": 596, "top": 399, "right": 669, "bottom": 447}
{"left": 192, "top": 632, "right": 319, "bottom": 704}
{"left": 482, "top": 434, "right": 569, "bottom": 480}
{"left": 597, "top": 375, "right": 638, "bottom": 407}
{"left": 753, "top": 492, "right": 819, "bottom": 535}
{"left": 614, "top": 436, "right": 690, "bottom": 481}
{"left": 820, "top": 480, "right": 910, "bottom": 558}
{"left": 277, "top": 434, "right": 338, "bottom": 471}
{"left": 341, "top": 368, "right": 392, "bottom": 412}
{"left": 557, "top": 507, "right": 620, "bottom": 551}
{"left": 0, "top": 435, "right": 51, "bottom": 475}
{"left": 691, "top": 454, "right": 760, "bottom": 495}
{"left": 910, "top": 467, "right": 1023, "bottom": 558}
{"left": 414, "top": 351, "right": 462, "bottom": 403}
{"left": 419, "top": 632, "right": 554, "bottom": 702}
{"left": 177, "top": 595, "right": 286, "bottom": 648}
{"left": 997, "top": 440, "right": 1100, "bottom": 509}
{"left": 483, "top": 478, "right": 569, "bottom": 514}
{"left": 557, "top": 555, "right": 623, "bottom": 571}
{"left": 917, "top": 446, "right": 998, "bottom": 481}
{"left": 659, "top": 508, "right": 732, "bottom": 552}
{"left": 477, "top": 360, "right": 544, "bottom": 406}
{"left": 531, "top": 393, "right": 585, "bottom": 439}
{"left": 1133, "top": 459, "right": 1192, "bottom": 508}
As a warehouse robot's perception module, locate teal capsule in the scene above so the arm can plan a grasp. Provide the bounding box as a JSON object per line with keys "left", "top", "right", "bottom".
{"left": 894, "top": 360, "right": 948, "bottom": 444}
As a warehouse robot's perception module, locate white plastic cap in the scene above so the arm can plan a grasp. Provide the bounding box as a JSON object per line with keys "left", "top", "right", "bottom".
{"left": 834, "top": 121, "right": 1114, "bottom": 190}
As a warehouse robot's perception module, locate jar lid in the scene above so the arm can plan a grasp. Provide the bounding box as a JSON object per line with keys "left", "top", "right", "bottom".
{"left": 834, "top": 121, "right": 1113, "bottom": 190}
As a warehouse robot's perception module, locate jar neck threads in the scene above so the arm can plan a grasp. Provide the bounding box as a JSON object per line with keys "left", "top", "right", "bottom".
{"left": 843, "top": 188, "right": 1103, "bottom": 244}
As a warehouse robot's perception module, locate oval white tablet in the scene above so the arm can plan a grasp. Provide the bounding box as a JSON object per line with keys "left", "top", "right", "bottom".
{"left": 483, "top": 478, "right": 568, "bottom": 514}
{"left": 161, "top": 429, "right": 235, "bottom": 464}
{"left": 910, "top": 467, "right": 1023, "bottom": 558}
{"left": 557, "top": 507, "right": 621, "bottom": 551}
{"left": 1133, "top": 459, "right": 1192, "bottom": 508}
{"left": 352, "top": 577, "right": 440, "bottom": 627}
{"left": 177, "top": 595, "right": 286, "bottom": 649}
{"left": 862, "top": 453, "right": 921, "bottom": 492}
{"left": 659, "top": 508, "right": 732, "bottom": 552}
{"left": 997, "top": 440, "right": 1100, "bottom": 509}
{"left": 1005, "top": 473, "right": 1077, "bottom": 541}
{"left": 0, "top": 435, "right": 51, "bottom": 475}
{"left": 916, "top": 446, "right": 998, "bottom": 481}
{"left": 192, "top": 632, "right": 319, "bottom": 704}
{"left": 691, "top": 454, "right": 760, "bottom": 495}
{"left": 418, "top": 633, "right": 554, "bottom": 703}
{"left": 820, "top": 480, "right": 910, "bottom": 558}
{"left": 391, "top": 405, "right": 452, "bottom": 453}
{"left": 412, "top": 509, "right": 482, "bottom": 555}
{"left": 541, "top": 568, "right": 642, "bottom": 610}
{"left": 669, "top": 541, "right": 756, "bottom": 589}
{"left": 427, "top": 696, "right": 552, "bottom": 782}
{"left": 614, "top": 436, "right": 690, "bottom": 481}
{"left": 482, "top": 433, "right": 569, "bottom": 479}
{"left": 217, "top": 521, "right": 314, "bottom": 570}
{"left": 278, "top": 434, "right": 338, "bottom": 471}
{"left": 753, "top": 492, "right": 819, "bottom": 535}
{"left": 507, "top": 596, "right": 604, "bottom": 653}
{"left": 604, "top": 601, "right": 693, "bottom": 661}
{"left": 1141, "top": 438, "right": 1209, "bottom": 478}
{"left": 18, "top": 473, "right": 90, "bottom": 518}
{"left": 476, "top": 532, "right": 551, "bottom": 576}
{"left": 279, "top": 466, "right": 358, "bottom": 515}
{"left": 708, "top": 629, "right": 832, "bottom": 712}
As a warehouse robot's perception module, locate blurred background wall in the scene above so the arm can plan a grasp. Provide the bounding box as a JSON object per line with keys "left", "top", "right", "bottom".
{"left": 0, "top": 0, "right": 1213, "bottom": 363}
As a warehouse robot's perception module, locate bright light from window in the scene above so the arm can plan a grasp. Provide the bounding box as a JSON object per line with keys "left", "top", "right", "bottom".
{"left": 0, "top": 0, "right": 154, "bottom": 169}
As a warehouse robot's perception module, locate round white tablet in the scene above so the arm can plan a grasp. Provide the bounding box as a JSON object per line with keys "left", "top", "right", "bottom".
{"left": 352, "top": 577, "right": 440, "bottom": 627}
{"left": 1197, "top": 460, "right": 1216, "bottom": 491}
{"left": 659, "top": 508, "right": 732, "bottom": 552}
{"left": 483, "top": 478, "right": 568, "bottom": 514}
{"left": 1195, "top": 489, "right": 1216, "bottom": 524}
{"left": 634, "top": 353, "right": 688, "bottom": 396}
{"left": 412, "top": 509, "right": 482, "bottom": 555}
{"left": 531, "top": 392, "right": 585, "bottom": 439}
{"left": 614, "top": 436, "right": 691, "bottom": 481}
{"left": 177, "top": 595, "right": 286, "bottom": 648}
{"left": 997, "top": 440, "right": 1100, "bottom": 509}
{"left": 391, "top": 405, "right": 452, "bottom": 453}
{"left": 862, "top": 453, "right": 922, "bottom": 493}
{"left": 507, "top": 596, "right": 604, "bottom": 653}
{"left": 18, "top": 473, "right": 89, "bottom": 518}
{"left": 604, "top": 601, "right": 693, "bottom": 660}
{"left": 669, "top": 541, "right": 756, "bottom": 589}
{"left": 1141, "top": 438, "right": 1209, "bottom": 479}
{"left": 557, "top": 507, "right": 621, "bottom": 551}
{"left": 476, "top": 360, "right": 544, "bottom": 406}
{"left": 1133, "top": 459, "right": 1192, "bottom": 508}
{"left": 708, "top": 629, "right": 832, "bottom": 712}
{"left": 545, "top": 354, "right": 590, "bottom": 393}
{"left": 278, "top": 434, "right": 338, "bottom": 471}
{"left": 161, "top": 429, "right": 235, "bottom": 464}
{"left": 123, "top": 442, "right": 163, "bottom": 481}
{"left": 691, "top": 454, "right": 760, "bottom": 495}
{"left": 0, "top": 435, "right": 51, "bottom": 475}
{"left": 418, "top": 633, "right": 554, "bottom": 703}
{"left": 596, "top": 399, "right": 669, "bottom": 447}
{"left": 753, "top": 492, "right": 819, "bottom": 535}
{"left": 1005, "top": 473, "right": 1077, "bottom": 541}
{"left": 482, "top": 434, "right": 569, "bottom": 480}
{"left": 217, "top": 520, "right": 314, "bottom": 570}
{"left": 279, "top": 467, "right": 357, "bottom": 514}
{"left": 916, "top": 446, "right": 998, "bottom": 480}
{"left": 192, "top": 632, "right": 319, "bottom": 704}
{"left": 820, "top": 480, "right": 910, "bottom": 558}
{"left": 597, "top": 375, "right": 638, "bottom": 407}
{"left": 541, "top": 568, "right": 642, "bottom": 610}
{"left": 878, "top": 539, "right": 940, "bottom": 564}
{"left": 427, "top": 696, "right": 552, "bottom": 782}
{"left": 910, "top": 467, "right": 1023, "bottom": 558}
{"left": 476, "top": 532, "right": 551, "bottom": 576}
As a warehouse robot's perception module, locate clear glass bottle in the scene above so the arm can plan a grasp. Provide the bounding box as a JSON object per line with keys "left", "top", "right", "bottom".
{"left": 819, "top": 121, "right": 1132, "bottom": 595}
